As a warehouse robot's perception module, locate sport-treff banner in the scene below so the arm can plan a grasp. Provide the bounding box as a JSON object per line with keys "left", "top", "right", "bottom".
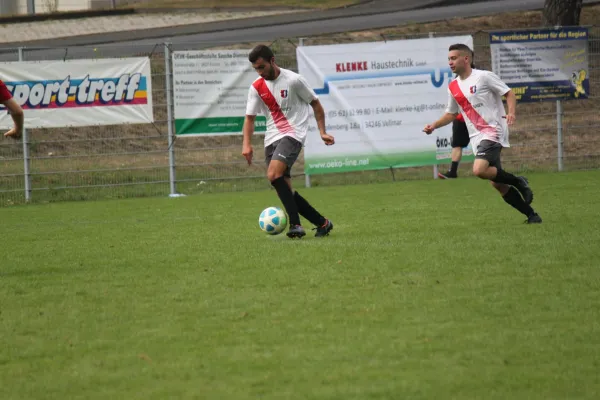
{"left": 0, "top": 57, "right": 154, "bottom": 128}
{"left": 296, "top": 36, "right": 474, "bottom": 175}
{"left": 490, "top": 28, "right": 589, "bottom": 102}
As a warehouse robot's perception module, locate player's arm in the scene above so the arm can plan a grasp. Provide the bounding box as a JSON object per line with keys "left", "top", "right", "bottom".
{"left": 487, "top": 71, "right": 517, "bottom": 125}
{"left": 309, "top": 99, "right": 334, "bottom": 145}
{"left": 296, "top": 75, "right": 334, "bottom": 146}
{"left": 242, "top": 87, "right": 261, "bottom": 165}
{"left": 423, "top": 112, "right": 458, "bottom": 135}
{"left": 242, "top": 115, "right": 255, "bottom": 165}
{"left": 423, "top": 90, "right": 459, "bottom": 134}
{"left": 504, "top": 89, "right": 517, "bottom": 125}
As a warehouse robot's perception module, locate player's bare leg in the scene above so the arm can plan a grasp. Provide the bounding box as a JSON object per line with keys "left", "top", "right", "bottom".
{"left": 472, "top": 158, "right": 496, "bottom": 180}
{"left": 451, "top": 146, "right": 463, "bottom": 165}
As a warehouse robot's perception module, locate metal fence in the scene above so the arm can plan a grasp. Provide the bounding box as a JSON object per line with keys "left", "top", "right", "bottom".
{"left": 0, "top": 27, "right": 598, "bottom": 206}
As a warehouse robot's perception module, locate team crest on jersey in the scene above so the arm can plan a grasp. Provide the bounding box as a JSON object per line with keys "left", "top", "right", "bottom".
{"left": 470, "top": 85, "right": 477, "bottom": 94}
{"left": 280, "top": 89, "right": 288, "bottom": 98}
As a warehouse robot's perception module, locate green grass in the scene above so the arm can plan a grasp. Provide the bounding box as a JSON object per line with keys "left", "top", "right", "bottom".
{"left": 1, "top": 170, "right": 600, "bottom": 399}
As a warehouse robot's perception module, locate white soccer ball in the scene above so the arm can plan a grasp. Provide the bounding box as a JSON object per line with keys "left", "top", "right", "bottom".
{"left": 259, "top": 206, "right": 287, "bottom": 235}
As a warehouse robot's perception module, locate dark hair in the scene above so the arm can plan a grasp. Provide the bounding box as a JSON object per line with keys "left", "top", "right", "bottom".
{"left": 448, "top": 43, "right": 473, "bottom": 55}
{"left": 449, "top": 44, "right": 475, "bottom": 69}
{"left": 249, "top": 45, "right": 274, "bottom": 63}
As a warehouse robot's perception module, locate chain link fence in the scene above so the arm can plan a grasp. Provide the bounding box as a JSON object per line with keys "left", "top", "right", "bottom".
{"left": 0, "top": 26, "right": 598, "bottom": 206}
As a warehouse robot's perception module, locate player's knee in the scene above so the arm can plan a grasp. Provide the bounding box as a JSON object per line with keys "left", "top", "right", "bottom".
{"left": 267, "top": 169, "right": 283, "bottom": 182}
{"left": 472, "top": 165, "right": 487, "bottom": 179}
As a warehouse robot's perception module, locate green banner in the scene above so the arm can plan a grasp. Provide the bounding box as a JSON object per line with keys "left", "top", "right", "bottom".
{"left": 175, "top": 117, "right": 266, "bottom": 136}
{"left": 172, "top": 49, "right": 259, "bottom": 137}
{"left": 305, "top": 151, "right": 439, "bottom": 175}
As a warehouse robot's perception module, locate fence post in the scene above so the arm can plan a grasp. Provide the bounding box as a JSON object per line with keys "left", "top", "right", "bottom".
{"left": 18, "top": 47, "right": 32, "bottom": 202}
{"left": 298, "top": 37, "right": 312, "bottom": 188}
{"left": 556, "top": 99, "right": 564, "bottom": 172}
{"left": 111, "top": 0, "right": 117, "bottom": 9}
{"left": 164, "top": 42, "right": 183, "bottom": 198}
{"left": 429, "top": 32, "right": 439, "bottom": 179}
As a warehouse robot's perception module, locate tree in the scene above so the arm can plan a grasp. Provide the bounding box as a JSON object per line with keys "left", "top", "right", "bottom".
{"left": 542, "top": 0, "right": 584, "bottom": 26}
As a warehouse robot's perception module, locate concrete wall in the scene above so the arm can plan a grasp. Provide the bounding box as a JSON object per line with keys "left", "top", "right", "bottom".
{"left": 0, "top": 0, "right": 116, "bottom": 16}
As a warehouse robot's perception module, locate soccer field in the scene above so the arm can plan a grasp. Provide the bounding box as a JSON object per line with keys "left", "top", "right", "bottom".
{"left": 1, "top": 170, "right": 600, "bottom": 399}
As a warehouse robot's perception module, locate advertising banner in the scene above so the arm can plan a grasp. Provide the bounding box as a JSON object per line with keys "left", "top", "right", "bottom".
{"left": 0, "top": 57, "right": 154, "bottom": 128}
{"left": 296, "top": 36, "right": 474, "bottom": 175}
{"left": 172, "top": 50, "right": 266, "bottom": 136}
{"left": 490, "top": 28, "right": 589, "bottom": 102}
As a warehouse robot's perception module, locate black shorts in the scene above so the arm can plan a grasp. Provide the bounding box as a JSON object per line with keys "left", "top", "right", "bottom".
{"left": 475, "top": 139, "right": 502, "bottom": 168}
{"left": 451, "top": 119, "right": 470, "bottom": 148}
{"left": 264, "top": 136, "right": 303, "bottom": 178}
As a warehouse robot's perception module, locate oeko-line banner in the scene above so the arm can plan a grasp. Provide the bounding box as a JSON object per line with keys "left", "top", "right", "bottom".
{"left": 0, "top": 57, "right": 154, "bottom": 128}
{"left": 297, "top": 35, "right": 474, "bottom": 175}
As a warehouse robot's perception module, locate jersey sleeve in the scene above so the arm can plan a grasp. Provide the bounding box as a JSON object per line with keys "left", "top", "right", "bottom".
{"left": 445, "top": 88, "right": 460, "bottom": 114}
{"left": 245, "top": 85, "right": 262, "bottom": 116}
{"left": 485, "top": 71, "right": 511, "bottom": 96}
{"left": 294, "top": 75, "right": 318, "bottom": 104}
{"left": 0, "top": 80, "right": 12, "bottom": 102}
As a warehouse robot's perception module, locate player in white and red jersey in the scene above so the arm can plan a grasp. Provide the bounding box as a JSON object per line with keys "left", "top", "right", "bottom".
{"left": 423, "top": 44, "right": 542, "bottom": 224}
{"left": 0, "top": 79, "right": 24, "bottom": 139}
{"left": 242, "top": 44, "right": 336, "bottom": 238}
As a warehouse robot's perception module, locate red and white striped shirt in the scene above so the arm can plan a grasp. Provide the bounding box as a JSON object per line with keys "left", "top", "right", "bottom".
{"left": 446, "top": 69, "right": 511, "bottom": 148}
{"left": 246, "top": 68, "right": 318, "bottom": 147}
